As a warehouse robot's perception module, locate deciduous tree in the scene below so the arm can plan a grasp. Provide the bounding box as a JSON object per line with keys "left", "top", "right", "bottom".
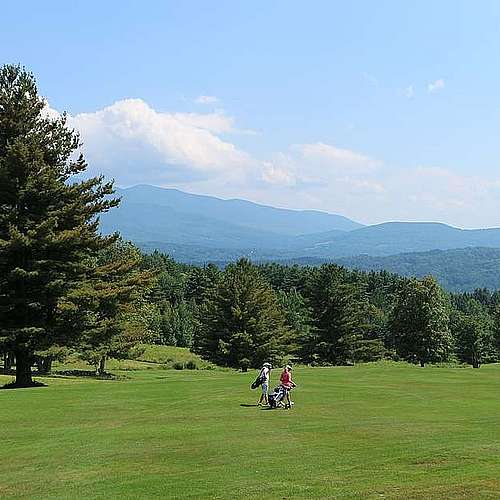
{"left": 389, "top": 277, "right": 452, "bottom": 366}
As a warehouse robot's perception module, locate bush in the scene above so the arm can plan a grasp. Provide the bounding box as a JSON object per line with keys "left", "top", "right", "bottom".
{"left": 201, "top": 364, "right": 216, "bottom": 370}
{"left": 240, "top": 358, "right": 250, "bottom": 372}
{"left": 185, "top": 360, "right": 198, "bottom": 370}
{"left": 172, "top": 362, "right": 184, "bottom": 370}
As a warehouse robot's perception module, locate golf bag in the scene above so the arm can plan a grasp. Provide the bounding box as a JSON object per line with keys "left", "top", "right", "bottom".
{"left": 268, "top": 385, "right": 287, "bottom": 408}
{"left": 251, "top": 375, "right": 264, "bottom": 390}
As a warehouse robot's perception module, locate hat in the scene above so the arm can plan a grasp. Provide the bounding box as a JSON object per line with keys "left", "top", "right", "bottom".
{"left": 286, "top": 364, "right": 292, "bottom": 370}
{"left": 263, "top": 362, "right": 272, "bottom": 368}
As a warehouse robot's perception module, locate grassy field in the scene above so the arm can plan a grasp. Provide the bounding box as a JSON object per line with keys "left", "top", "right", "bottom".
{"left": 2, "top": 362, "right": 500, "bottom": 499}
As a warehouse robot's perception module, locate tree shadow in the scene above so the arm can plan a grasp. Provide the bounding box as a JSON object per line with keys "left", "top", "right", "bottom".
{"left": 1, "top": 380, "right": 47, "bottom": 390}
{"left": 54, "top": 369, "right": 115, "bottom": 379}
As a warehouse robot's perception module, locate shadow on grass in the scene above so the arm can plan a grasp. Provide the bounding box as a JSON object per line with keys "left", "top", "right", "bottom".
{"left": 52, "top": 369, "right": 115, "bottom": 379}
{"left": 1, "top": 380, "right": 47, "bottom": 390}
{"left": 240, "top": 403, "right": 259, "bottom": 407}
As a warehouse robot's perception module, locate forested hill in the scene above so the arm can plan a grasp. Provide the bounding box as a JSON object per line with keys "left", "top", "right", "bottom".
{"left": 298, "top": 222, "right": 500, "bottom": 257}
{"left": 99, "top": 185, "right": 500, "bottom": 291}
{"left": 100, "top": 185, "right": 362, "bottom": 247}
{"left": 285, "top": 247, "right": 500, "bottom": 292}
{"left": 101, "top": 186, "right": 500, "bottom": 260}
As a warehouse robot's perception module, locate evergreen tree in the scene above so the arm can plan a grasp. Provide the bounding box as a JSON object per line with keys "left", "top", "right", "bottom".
{"left": 75, "top": 240, "right": 153, "bottom": 375}
{"left": 491, "top": 304, "right": 500, "bottom": 358}
{"left": 185, "top": 263, "right": 221, "bottom": 304}
{"left": 193, "top": 259, "right": 290, "bottom": 368}
{"left": 389, "top": 276, "right": 452, "bottom": 366}
{"left": 157, "top": 299, "right": 196, "bottom": 347}
{"left": 351, "top": 303, "right": 387, "bottom": 362}
{"left": 141, "top": 251, "right": 188, "bottom": 304}
{"left": 305, "top": 265, "right": 369, "bottom": 365}
{"left": 277, "top": 288, "right": 313, "bottom": 362}
{"left": 0, "top": 65, "right": 118, "bottom": 386}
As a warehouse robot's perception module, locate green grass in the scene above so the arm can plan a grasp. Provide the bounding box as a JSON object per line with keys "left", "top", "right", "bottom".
{"left": 132, "top": 344, "right": 214, "bottom": 369}
{"left": 2, "top": 362, "right": 500, "bottom": 499}
{"left": 39, "top": 345, "right": 212, "bottom": 374}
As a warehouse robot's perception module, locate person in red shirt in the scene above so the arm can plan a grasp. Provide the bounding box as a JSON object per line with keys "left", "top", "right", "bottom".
{"left": 280, "top": 364, "right": 296, "bottom": 408}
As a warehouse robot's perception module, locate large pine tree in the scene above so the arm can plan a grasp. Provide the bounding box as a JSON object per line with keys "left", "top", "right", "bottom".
{"left": 194, "top": 259, "right": 290, "bottom": 368}
{"left": 305, "top": 264, "right": 368, "bottom": 365}
{"left": 0, "top": 65, "right": 118, "bottom": 387}
{"left": 75, "top": 240, "right": 153, "bottom": 375}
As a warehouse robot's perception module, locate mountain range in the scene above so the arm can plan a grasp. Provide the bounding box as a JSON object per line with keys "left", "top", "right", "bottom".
{"left": 100, "top": 185, "right": 500, "bottom": 290}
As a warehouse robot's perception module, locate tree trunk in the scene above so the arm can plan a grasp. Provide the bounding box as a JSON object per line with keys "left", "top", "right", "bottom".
{"left": 420, "top": 360, "right": 425, "bottom": 367}
{"left": 14, "top": 350, "right": 34, "bottom": 387}
{"left": 36, "top": 357, "right": 52, "bottom": 375}
{"left": 3, "top": 352, "right": 13, "bottom": 374}
{"left": 472, "top": 355, "right": 480, "bottom": 369}
{"left": 96, "top": 356, "right": 106, "bottom": 376}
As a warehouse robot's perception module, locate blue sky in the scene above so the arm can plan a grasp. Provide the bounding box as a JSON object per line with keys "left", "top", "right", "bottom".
{"left": 2, "top": 1, "right": 500, "bottom": 227}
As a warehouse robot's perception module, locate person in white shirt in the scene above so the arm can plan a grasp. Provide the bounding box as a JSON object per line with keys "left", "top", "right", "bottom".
{"left": 257, "top": 362, "right": 272, "bottom": 406}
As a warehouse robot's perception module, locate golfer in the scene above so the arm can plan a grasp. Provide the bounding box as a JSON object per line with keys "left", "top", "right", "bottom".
{"left": 257, "top": 362, "right": 272, "bottom": 406}
{"left": 280, "top": 364, "right": 296, "bottom": 409}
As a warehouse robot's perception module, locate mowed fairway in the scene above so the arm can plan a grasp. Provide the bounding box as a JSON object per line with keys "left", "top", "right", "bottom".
{"left": 2, "top": 363, "right": 500, "bottom": 499}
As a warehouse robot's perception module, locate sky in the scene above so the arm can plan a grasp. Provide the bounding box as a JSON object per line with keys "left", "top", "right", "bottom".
{"left": 2, "top": 1, "right": 500, "bottom": 228}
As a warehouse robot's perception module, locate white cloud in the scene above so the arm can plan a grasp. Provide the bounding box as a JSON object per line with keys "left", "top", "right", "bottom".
{"left": 43, "top": 98, "right": 500, "bottom": 228}
{"left": 404, "top": 85, "right": 415, "bottom": 99}
{"left": 345, "top": 166, "right": 500, "bottom": 227}
{"left": 361, "top": 72, "right": 378, "bottom": 86}
{"left": 195, "top": 95, "right": 219, "bottom": 104}
{"left": 171, "top": 112, "right": 234, "bottom": 133}
{"left": 294, "top": 142, "right": 381, "bottom": 171}
{"left": 67, "top": 98, "right": 253, "bottom": 184}
{"left": 428, "top": 79, "right": 445, "bottom": 93}
{"left": 41, "top": 101, "right": 61, "bottom": 120}
{"left": 262, "top": 162, "right": 297, "bottom": 186}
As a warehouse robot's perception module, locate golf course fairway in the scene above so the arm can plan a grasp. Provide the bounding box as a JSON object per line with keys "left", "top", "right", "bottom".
{"left": 2, "top": 362, "right": 500, "bottom": 499}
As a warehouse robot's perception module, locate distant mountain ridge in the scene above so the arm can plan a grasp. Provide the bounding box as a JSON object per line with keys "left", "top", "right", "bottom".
{"left": 100, "top": 184, "right": 500, "bottom": 262}
{"left": 112, "top": 185, "right": 363, "bottom": 235}
{"left": 99, "top": 185, "right": 500, "bottom": 291}
{"left": 297, "top": 221, "right": 500, "bottom": 257}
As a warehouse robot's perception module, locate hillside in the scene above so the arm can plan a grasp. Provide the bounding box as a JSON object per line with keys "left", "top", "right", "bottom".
{"left": 102, "top": 187, "right": 500, "bottom": 261}
{"left": 300, "top": 222, "right": 500, "bottom": 257}
{"left": 285, "top": 247, "right": 500, "bottom": 292}
{"left": 100, "top": 186, "right": 500, "bottom": 291}
{"left": 100, "top": 200, "right": 299, "bottom": 249}
{"left": 107, "top": 184, "right": 362, "bottom": 235}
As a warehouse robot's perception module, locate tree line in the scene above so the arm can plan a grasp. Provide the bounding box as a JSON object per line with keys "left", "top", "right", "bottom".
{"left": 2, "top": 65, "right": 500, "bottom": 388}
{"left": 128, "top": 256, "right": 500, "bottom": 371}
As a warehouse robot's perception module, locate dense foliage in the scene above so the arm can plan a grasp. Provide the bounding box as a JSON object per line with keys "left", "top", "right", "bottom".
{"left": 0, "top": 65, "right": 119, "bottom": 386}
{"left": 389, "top": 277, "right": 452, "bottom": 366}
{"left": 134, "top": 253, "right": 500, "bottom": 370}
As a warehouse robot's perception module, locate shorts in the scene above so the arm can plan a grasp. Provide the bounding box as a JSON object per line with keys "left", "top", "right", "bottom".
{"left": 261, "top": 382, "right": 269, "bottom": 394}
